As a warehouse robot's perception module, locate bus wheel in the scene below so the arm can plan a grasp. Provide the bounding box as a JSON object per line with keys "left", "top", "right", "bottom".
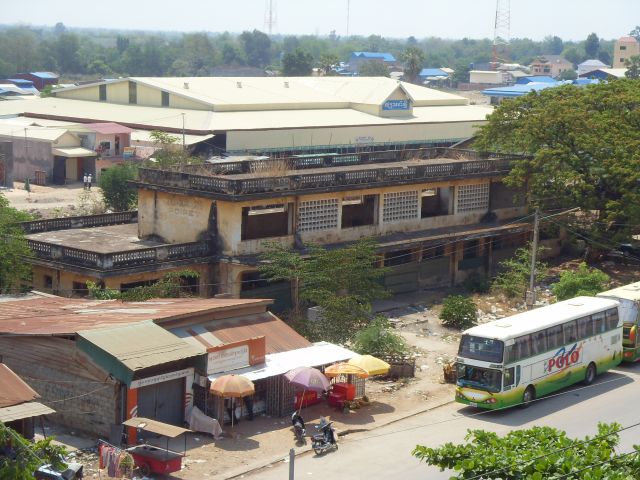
{"left": 521, "top": 386, "right": 535, "bottom": 408}
{"left": 584, "top": 363, "right": 597, "bottom": 385}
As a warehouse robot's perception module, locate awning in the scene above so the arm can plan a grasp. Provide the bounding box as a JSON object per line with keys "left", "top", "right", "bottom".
{"left": 123, "top": 417, "right": 190, "bottom": 438}
{"left": 0, "top": 402, "right": 55, "bottom": 422}
{"left": 52, "top": 147, "right": 96, "bottom": 157}
{"left": 208, "top": 342, "right": 357, "bottom": 382}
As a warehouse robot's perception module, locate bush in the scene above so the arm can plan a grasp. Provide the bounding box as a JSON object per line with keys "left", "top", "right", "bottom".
{"left": 551, "top": 262, "right": 610, "bottom": 300}
{"left": 99, "top": 163, "right": 138, "bottom": 211}
{"left": 464, "top": 273, "right": 491, "bottom": 294}
{"left": 439, "top": 295, "right": 477, "bottom": 330}
{"left": 492, "top": 245, "right": 548, "bottom": 299}
{"left": 353, "top": 316, "right": 409, "bottom": 358}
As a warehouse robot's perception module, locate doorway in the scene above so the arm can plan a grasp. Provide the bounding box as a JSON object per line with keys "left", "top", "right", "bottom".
{"left": 137, "top": 378, "right": 185, "bottom": 426}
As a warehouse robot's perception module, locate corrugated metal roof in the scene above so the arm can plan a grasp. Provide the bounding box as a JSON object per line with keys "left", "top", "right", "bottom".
{"left": 419, "top": 68, "right": 449, "bottom": 77}
{"left": 171, "top": 311, "right": 311, "bottom": 354}
{"left": 352, "top": 52, "right": 396, "bottom": 62}
{"left": 0, "top": 296, "right": 272, "bottom": 336}
{"left": 78, "top": 321, "right": 203, "bottom": 372}
{"left": 31, "top": 72, "right": 59, "bottom": 79}
{"left": 0, "top": 364, "right": 39, "bottom": 407}
{"left": 0, "top": 402, "right": 55, "bottom": 422}
{"left": 123, "top": 417, "right": 190, "bottom": 437}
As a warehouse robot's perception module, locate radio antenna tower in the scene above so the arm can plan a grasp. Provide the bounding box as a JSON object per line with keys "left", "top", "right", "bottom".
{"left": 264, "top": 0, "right": 277, "bottom": 35}
{"left": 492, "top": 0, "right": 510, "bottom": 69}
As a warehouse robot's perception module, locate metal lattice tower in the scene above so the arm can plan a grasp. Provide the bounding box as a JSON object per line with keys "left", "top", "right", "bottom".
{"left": 264, "top": 0, "right": 277, "bottom": 35}
{"left": 492, "top": 0, "right": 511, "bottom": 68}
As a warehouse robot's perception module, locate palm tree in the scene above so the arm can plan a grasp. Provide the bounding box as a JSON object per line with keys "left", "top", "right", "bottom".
{"left": 401, "top": 47, "right": 425, "bottom": 84}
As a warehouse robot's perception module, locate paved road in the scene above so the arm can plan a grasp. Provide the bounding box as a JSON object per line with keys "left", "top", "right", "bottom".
{"left": 245, "top": 363, "right": 640, "bottom": 479}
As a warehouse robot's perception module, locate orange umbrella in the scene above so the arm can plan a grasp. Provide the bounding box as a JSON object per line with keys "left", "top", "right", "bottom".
{"left": 210, "top": 374, "right": 255, "bottom": 397}
{"left": 324, "top": 363, "right": 369, "bottom": 378}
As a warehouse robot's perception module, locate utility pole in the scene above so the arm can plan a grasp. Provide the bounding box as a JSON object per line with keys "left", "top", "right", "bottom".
{"left": 288, "top": 448, "right": 295, "bottom": 480}
{"left": 181, "top": 113, "right": 186, "bottom": 152}
{"left": 527, "top": 207, "right": 540, "bottom": 309}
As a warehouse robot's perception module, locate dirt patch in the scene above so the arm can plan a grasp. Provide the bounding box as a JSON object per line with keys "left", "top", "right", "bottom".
{"left": 3, "top": 181, "right": 104, "bottom": 218}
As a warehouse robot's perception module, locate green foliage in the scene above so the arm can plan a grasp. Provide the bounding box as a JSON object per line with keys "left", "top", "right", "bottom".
{"left": 625, "top": 55, "right": 640, "bottom": 79}
{"left": 353, "top": 316, "right": 409, "bottom": 358}
{"left": 282, "top": 48, "right": 313, "bottom": 76}
{"left": 463, "top": 273, "right": 491, "bottom": 294}
{"left": 87, "top": 269, "right": 199, "bottom": 301}
{"left": 259, "top": 238, "right": 390, "bottom": 344}
{"left": 24, "top": 178, "right": 30, "bottom": 193}
{"left": 551, "top": 262, "right": 609, "bottom": 301}
{"left": 557, "top": 68, "right": 578, "bottom": 81}
{"left": 451, "top": 62, "right": 470, "bottom": 85}
{"left": 401, "top": 46, "right": 425, "bottom": 83}
{"left": 0, "top": 192, "right": 33, "bottom": 293}
{"left": 0, "top": 425, "right": 68, "bottom": 480}
{"left": 492, "top": 245, "right": 548, "bottom": 299}
{"left": 439, "top": 295, "right": 477, "bottom": 330}
{"left": 475, "top": 80, "right": 640, "bottom": 244}
{"left": 318, "top": 53, "right": 339, "bottom": 75}
{"left": 98, "top": 163, "right": 138, "bottom": 211}
{"left": 584, "top": 32, "right": 600, "bottom": 59}
{"left": 413, "top": 422, "right": 640, "bottom": 479}
{"left": 358, "top": 60, "right": 390, "bottom": 77}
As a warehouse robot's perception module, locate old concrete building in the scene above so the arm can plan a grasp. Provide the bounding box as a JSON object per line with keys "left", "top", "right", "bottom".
{"left": 22, "top": 147, "right": 543, "bottom": 308}
{"left": 613, "top": 36, "right": 640, "bottom": 68}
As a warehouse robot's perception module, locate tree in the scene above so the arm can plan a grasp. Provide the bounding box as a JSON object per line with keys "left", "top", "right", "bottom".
{"left": 0, "top": 425, "right": 69, "bottom": 480}
{"left": 474, "top": 80, "right": 640, "bottom": 244}
{"left": 557, "top": 68, "right": 578, "bottom": 80}
{"left": 353, "top": 316, "right": 409, "bottom": 358}
{"left": 491, "top": 245, "right": 548, "bottom": 299}
{"left": 625, "top": 55, "right": 640, "bottom": 79}
{"left": 630, "top": 25, "right": 640, "bottom": 42}
{"left": 413, "top": 422, "right": 640, "bottom": 479}
{"left": 401, "top": 46, "right": 425, "bottom": 83}
{"left": 585, "top": 32, "right": 600, "bottom": 58}
{"left": 281, "top": 48, "right": 313, "bottom": 76}
{"left": 54, "top": 33, "right": 81, "bottom": 73}
{"left": 240, "top": 30, "right": 271, "bottom": 68}
{"left": 439, "top": 295, "right": 477, "bottom": 330}
{"left": 551, "top": 262, "right": 609, "bottom": 300}
{"left": 359, "top": 60, "right": 390, "bottom": 77}
{"left": 0, "top": 192, "right": 32, "bottom": 294}
{"left": 562, "top": 46, "right": 583, "bottom": 65}
{"left": 99, "top": 163, "right": 138, "bottom": 212}
{"left": 451, "top": 62, "right": 470, "bottom": 86}
{"left": 87, "top": 269, "right": 199, "bottom": 301}
{"left": 318, "top": 53, "right": 339, "bottom": 75}
{"left": 543, "top": 35, "right": 564, "bottom": 55}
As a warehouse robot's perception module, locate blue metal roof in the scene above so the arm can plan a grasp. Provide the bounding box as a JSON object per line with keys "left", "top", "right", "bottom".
{"left": 7, "top": 78, "right": 34, "bottom": 86}
{"left": 31, "top": 71, "right": 59, "bottom": 79}
{"left": 419, "top": 68, "right": 449, "bottom": 77}
{"left": 351, "top": 52, "right": 396, "bottom": 62}
{"left": 515, "top": 76, "right": 557, "bottom": 84}
{"left": 482, "top": 82, "right": 558, "bottom": 98}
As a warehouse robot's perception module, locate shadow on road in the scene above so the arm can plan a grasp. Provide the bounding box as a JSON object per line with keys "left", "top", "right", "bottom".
{"left": 457, "top": 370, "right": 633, "bottom": 428}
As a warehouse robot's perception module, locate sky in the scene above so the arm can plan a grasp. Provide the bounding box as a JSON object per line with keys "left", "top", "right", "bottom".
{"left": 3, "top": 0, "right": 638, "bottom": 41}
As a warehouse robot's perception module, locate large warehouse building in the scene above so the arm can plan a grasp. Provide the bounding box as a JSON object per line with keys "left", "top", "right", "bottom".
{"left": 0, "top": 76, "right": 491, "bottom": 155}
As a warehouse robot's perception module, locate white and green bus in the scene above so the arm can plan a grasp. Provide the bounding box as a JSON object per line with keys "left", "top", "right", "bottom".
{"left": 455, "top": 296, "right": 622, "bottom": 409}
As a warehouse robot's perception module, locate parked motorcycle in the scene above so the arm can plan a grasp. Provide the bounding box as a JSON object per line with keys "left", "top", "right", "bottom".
{"left": 312, "top": 417, "right": 338, "bottom": 455}
{"left": 291, "top": 411, "right": 306, "bottom": 443}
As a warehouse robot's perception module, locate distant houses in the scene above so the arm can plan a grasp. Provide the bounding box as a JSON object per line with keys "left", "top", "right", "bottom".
{"left": 529, "top": 55, "right": 573, "bottom": 78}
{"left": 349, "top": 51, "right": 397, "bottom": 74}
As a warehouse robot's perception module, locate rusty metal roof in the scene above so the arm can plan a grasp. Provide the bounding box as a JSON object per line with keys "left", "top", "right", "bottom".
{"left": 171, "top": 312, "right": 311, "bottom": 354}
{"left": 0, "top": 363, "right": 40, "bottom": 408}
{"left": 0, "top": 295, "right": 272, "bottom": 336}
{"left": 78, "top": 321, "right": 203, "bottom": 373}
{"left": 123, "top": 417, "right": 190, "bottom": 438}
{"left": 0, "top": 402, "right": 56, "bottom": 422}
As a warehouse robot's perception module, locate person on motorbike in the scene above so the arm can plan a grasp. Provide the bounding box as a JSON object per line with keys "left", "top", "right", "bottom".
{"left": 291, "top": 411, "right": 306, "bottom": 431}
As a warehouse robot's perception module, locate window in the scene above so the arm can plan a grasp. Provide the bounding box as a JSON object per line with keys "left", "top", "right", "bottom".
{"left": 504, "top": 367, "right": 515, "bottom": 387}
{"left": 606, "top": 308, "right": 619, "bottom": 330}
{"left": 546, "top": 325, "right": 564, "bottom": 350}
{"left": 128, "top": 81, "right": 137, "bottom": 104}
{"left": 242, "top": 204, "right": 290, "bottom": 240}
{"left": 421, "top": 187, "right": 450, "bottom": 218}
{"left": 342, "top": 194, "right": 377, "bottom": 228}
{"left": 458, "top": 335, "right": 504, "bottom": 363}
{"left": 563, "top": 321, "right": 578, "bottom": 344}
{"left": 620, "top": 45, "right": 627, "bottom": 50}
{"left": 592, "top": 312, "right": 605, "bottom": 334}
{"left": 456, "top": 365, "right": 502, "bottom": 393}
{"left": 384, "top": 249, "right": 413, "bottom": 267}
{"left": 514, "top": 335, "right": 531, "bottom": 360}
{"left": 422, "top": 243, "right": 445, "bottom": 260}
{"left": 72, "top": 281, "right": 88, "bottom": 297}
{"left": 383, "top": 191, "right": 418, "bottom": 223}
{"left": 463, "top": 239, "right": 480, "bottom": 260}
{"left": 456, "top": 183, "right": 489, "bottom": 213}
{"left": 44, "top": 275, "right": 53, "bottom": 290}
{"left": 577, "top": 316, "right": 594, "bottom": 339}
{"left": 161, "top": 90, "right": 170, "bottom": 107}
{"left": 99, "top": 84, "right": 106, "bottom": 101}
{"left": 531, "top": 330, "right": 548, "bottom": 355}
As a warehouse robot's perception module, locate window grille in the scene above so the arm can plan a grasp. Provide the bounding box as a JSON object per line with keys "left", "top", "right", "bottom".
{"left": 456, "top": 183, "right": 489, "bottom": 213}
{"left": 382, "top": 191, "right": 418, "bottom": 223}
{"left": 297, "top": 199, "right": 339, "bottom": 232}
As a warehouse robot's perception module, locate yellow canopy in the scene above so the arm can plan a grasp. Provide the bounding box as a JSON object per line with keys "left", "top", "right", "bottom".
{"left": 324, "top": 363, "right": 369, "bottom": 378}
{"left": 348, "top": 354, "right": 391, "bottom": 376}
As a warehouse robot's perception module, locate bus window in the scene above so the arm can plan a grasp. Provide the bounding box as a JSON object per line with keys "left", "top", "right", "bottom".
{"left": 514, "top": 335, "right": 531, "bottom": 360}
{"left": 504, "top": 367, "right": 515, "bottom": 388}
{"left": 531, "top": 330, "right": 547, "bottom": 355}
{"left": 577, "top": 316, "right": 594, "bottom": 339}
{"left": 458, "top": 335, "right": 504, "bottom": 363}
{"left": 563, "top": 321, "right": 578, "bottom": 344}
{"left": 546, "top": 325, "right": 563, "bottom": 350}
{"left": 605, "top": 308, "right": 619, "bottom": 330}
{"left": 592, "top": 312, "right": 605, "bottom": 334}
{"left": 456, "top": 365, "right": 502, "bottom": 393}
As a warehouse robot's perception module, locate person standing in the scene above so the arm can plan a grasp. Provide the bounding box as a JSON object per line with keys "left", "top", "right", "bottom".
{"left": 83, "top": 173, "right": 88, "bottom": 190}
{"left": 87, "top": 173, "right": 92, "bottom": 190}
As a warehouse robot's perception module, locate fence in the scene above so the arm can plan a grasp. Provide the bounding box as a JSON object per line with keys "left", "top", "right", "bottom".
{"left": 20, "top": 211, "right": 138, "bottom": 234}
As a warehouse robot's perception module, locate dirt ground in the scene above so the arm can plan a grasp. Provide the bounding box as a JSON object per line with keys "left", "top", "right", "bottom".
{"left": 2, "top": 181, "right": 104, "bottom": 218}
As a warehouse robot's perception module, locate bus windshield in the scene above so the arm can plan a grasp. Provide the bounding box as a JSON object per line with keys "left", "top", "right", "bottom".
{"left": 456, "top": 365, "right": 502, "bottom": 393}
{"left": 458, "top": 335, "right": 504, "bottom": 363}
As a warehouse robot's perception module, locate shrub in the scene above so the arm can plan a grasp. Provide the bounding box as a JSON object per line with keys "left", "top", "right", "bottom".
{"left": 439, "top": 295, "right": 477, "bottom": 330}
{"left": 463, "top": 273, "right": 491, "bottom": 294}
{"left": 492, "top": 245, "right": 548, "bottom": 299}
{"left": 99, "top": 163, "right": 138, "bottom": 211}
{"left": 551, "top": 262, "right": 610, "bottom": 300}
{"left": 353, "top": 316, "right": 409, "bottom": 358}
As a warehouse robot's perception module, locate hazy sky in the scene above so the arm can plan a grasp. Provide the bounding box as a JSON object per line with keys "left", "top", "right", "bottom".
{"left": 3, "top": 0, "right": 638, "bottom": 40}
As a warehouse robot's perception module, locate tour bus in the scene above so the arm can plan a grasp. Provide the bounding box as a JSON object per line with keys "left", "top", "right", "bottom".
{"left": 598, "top": 281, "right": 640, "bottom": 362}
{"left": 455, "top": 296, "right": 622, "bottom": 409}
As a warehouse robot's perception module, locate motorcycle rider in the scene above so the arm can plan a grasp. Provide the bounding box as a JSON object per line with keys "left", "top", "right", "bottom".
{"left": 318, "top": 416, "right": 336, "bottom": 445}
{"left": 291, "top": 411, "right": 306, "bottom": 439}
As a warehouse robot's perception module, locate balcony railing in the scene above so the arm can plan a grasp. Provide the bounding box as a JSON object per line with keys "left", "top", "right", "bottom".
{"left": 26, "top": 240, "right": 212, "bottom": 271}
{"left": 20, "top": 211, "right": 138, "bottom": 234}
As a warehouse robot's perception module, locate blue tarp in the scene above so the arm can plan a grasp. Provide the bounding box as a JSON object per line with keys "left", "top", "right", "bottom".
{"left": 515, "top": 76, "right": 557, "bottom": 84}
{"left": 418, "top": 68, "right": 449, "bottom": 78}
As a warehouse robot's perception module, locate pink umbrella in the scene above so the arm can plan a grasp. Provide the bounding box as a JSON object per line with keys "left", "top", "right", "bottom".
{"left": 285, "top": 367, "right": 330, "bottom": 412}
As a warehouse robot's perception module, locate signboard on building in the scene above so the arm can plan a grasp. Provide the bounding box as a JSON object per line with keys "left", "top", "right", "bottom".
{"left": 129, "top": 367, "right": 194, "bottom": 389}
{"left": 123, "top": 146, "right": 136, "bottom": 159}
{"left": 382, "top": 99, "right": 410, "bottom": 111}
{"left": 354, "top": 136, "right": 375, "bottom": 144}
{"left": 206, "top": 337, "right": 266, "bottom": 375}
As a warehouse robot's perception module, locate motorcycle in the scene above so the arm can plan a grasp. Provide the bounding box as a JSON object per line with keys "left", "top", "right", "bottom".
{"left": 291, "top": 411, "right": 306, "bottom": 444}
{"left": 312, "top": 417, "right": 338, "bottom": 455}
